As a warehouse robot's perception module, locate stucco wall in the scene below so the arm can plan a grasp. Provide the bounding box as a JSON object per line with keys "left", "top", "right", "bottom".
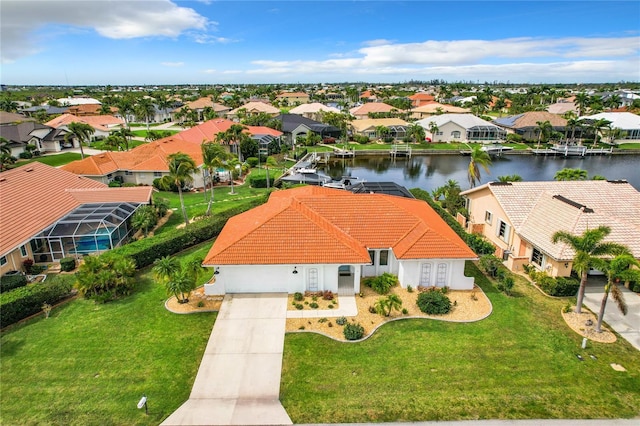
{"left": 399, "top": 259, "right": 474, "bottom": 290}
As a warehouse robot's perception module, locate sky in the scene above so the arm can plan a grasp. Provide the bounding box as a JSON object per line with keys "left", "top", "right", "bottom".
{"left": 1, "top": 0, "right": 639, "bottom": 86}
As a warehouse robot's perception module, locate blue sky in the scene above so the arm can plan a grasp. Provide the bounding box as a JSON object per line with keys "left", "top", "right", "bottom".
{"left": 2, "top": 1, "right": 639, "bottom": 85}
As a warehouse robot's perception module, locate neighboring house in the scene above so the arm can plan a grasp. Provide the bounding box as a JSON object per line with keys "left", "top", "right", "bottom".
{"left": 416, "top": 114, "right": 506, "bottom": 143}
{"left": 227, "top": 101, "right": 280, "bottom": 119}
{"left": 0, "top": 162, "right": 152, "bottom": 273}
{"left": 56, "top": 97, "right": 101, "bottom": 106}
{"left": 493, "top": 111, "right": 567, "bottom": 140}
{"left": 66, "top": 104, "right": 104, "bottom": 116}
{"left": 408, "top": 93, "right": 435, "bottom": 107}
{"left": 410, "top": 102, "right": 470, "bottom": 119}
{"left": 172, "top": 97, "right": 231, "bottom": 122}
{"left": 203, "top": 186, "right": 476, "bottom": 295}
{"left": 0, "top": 112, "right": 36, "bottom": 124}
{"left": 349, "top": 102, "right": 397, "bottom": 119}
{"left": 579, "top": 112, "right": 640, "bottom": 143}
{"left": 461, "top": 180, "right": 640, "bottom": 278}
{"left": 547, "top": 101, "right": 578, "bottom": 116}
{"left": 288, "top": 103, "right": 340, "bottom": 121}
{"left": 276, "top": 91, "right": 310, "bottom": 106}
{"left": 350, "top": 118, "right": 409, "bottom": 140}
{"left": 61, "top": 137, "right": 205, "bottom": 187}
{"left": 276, "top": 114, "right": 341, "bottom": 145}
{"left": 0, "top": 121, "right": 70, "bottom": 156}
{"left": 46, "top": 113, "right": 125, "bottom": 140}
{"left": 21, "top": 105, "right": 69, "bottom": 118}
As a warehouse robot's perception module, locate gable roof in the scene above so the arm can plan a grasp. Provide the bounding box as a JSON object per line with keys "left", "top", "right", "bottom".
{"left": 462, "top": 181, "right": 640, "bottom": 260}
{"left": 229, "top": 101, "right": 280, "bottom": 115}
{"left": 288, "top": 103, "right": 340, "bottom": 115}
{"left": 416, "top": 113, "right": 501, "bottom": 130}
{"left": 0, "top": 112, "right": 36, "bottom": 125}
{"left": 350, "top": 118, "right": 409, "bottom": 133}
{"left": 180, "top": 97, "right": 231, "bottom": 112}
{"left": 174, "top": 118, "right": 282, "bottom": 144}
{"left": 0, "top": 121, "right": 53, "bottom": 144}
{"left": 579, "top": 112, "right": 640, "bottom": 130}
{"left": 411, "top": 102, "right": 470, "bottom": 114}
{"left": 493, "top": 111, "right": 567, "bottom": 129}
{"left": 0, "top": 162, "right": 152, "bottom": 256}
{"left": 276, "top": 114, "right": 340, "bottom": 134}
{"left": 204, "top": 186, "right": 475, "bottom": 266}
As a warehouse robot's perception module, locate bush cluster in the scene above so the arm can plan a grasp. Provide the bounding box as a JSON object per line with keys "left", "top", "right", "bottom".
{"left": 343, "top": 322, "right": 364, "bottom": 340}
{"left": 525, "top": 266, "right": 580, "bottom": 297}
{"left": 0, "top": 275, "right": 74, "bottom": 327}
{"left": 248, "top": 170, "right": 277, "bottom": 188}
{"left": 363, "top": 272, "right": 398, "bottom": 295}
{"left": 0, "top": 274, "right": 28, "bottom": 294}
{"left": 59, "top": 257, "right": 76, "bottom": 272}
{"left": 336, "top": 316, "right": 347, "bottom": 326}
{"left": 416, "top": 289, "right": 451, "bottom": 315}
{"left": 410, "top": 188, "right": 495, "bottom": 256}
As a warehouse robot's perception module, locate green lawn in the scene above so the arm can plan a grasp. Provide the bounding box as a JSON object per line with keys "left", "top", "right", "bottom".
{"left": 0, "top": 243, "right": 216, "bottom": 426}
{"left": 130, "top": 130, "right": 180, "bottom": 138}
{"left": 280, "top": 263, "right": 640, "bottom": 423}
{"left": 15, "top": 152, "right": 84, "bottom": 167}
{"left": 618, "top": 143, "right": 640, "bottom": 150}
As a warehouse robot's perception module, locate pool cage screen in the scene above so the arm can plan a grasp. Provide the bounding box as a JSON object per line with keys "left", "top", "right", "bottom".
{"left": 31, "top": 202, "right": 141, "bottom": 262}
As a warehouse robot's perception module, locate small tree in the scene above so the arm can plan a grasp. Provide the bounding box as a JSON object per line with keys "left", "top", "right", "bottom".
{"left": 374, "top": 294, "right": 403, "bottom": 317}
{"left": 131, "top": 205, "right": 158, "bottom": 237}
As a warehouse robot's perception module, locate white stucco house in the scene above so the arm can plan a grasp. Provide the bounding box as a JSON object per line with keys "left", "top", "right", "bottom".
{"left": 203, "top": 186, "right": 477, "bottom": 295}
{"left": 416, "top": 114, "right": 506, "bottom": 143}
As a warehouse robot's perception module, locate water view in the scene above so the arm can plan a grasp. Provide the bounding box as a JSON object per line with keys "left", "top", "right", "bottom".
{"left": 322, "top": 154, "right": 640, "bottom": 192}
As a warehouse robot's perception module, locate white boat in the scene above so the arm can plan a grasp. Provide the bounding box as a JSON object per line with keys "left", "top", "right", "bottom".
{"left": 481, "top": 144, "right": 513, "bottom": 155}
{"left": 322, "top": 176, "right": 366, "bottom": 189}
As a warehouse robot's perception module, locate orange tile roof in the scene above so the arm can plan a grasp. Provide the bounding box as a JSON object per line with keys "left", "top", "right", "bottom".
{"left": 45, "top": 113, "right": 124, "bottom": 132}
{"left": 175, "top": 118, "right": 282, "bottom": 144}
{"left": 0, "top": 162, "right": 150, "bottom": 256}
{"left": 203, "top": 186, "right": 475, "bottom": 266}
{"left": 350, "top": 102, "right": 396, "bottom": 116}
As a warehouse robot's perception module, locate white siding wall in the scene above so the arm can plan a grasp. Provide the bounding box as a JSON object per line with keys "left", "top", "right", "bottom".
{"left": 398, "top": 259, "right": 474, "bottom": 290}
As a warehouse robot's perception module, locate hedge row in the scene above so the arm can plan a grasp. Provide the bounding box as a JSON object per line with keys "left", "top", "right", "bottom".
{"left": 410, "top": 188, "right": 495, "bottom": 255}
{"left": 0, "top": 275, "right": 75, "bottom": 327}
{"left": 248, "top": 171, "right": 278, "bottom": 189}
{"left": 524, "top": 265, "right": 580, "bottom": 297}
{"left": 0, "top": 274, "right": 28, "bottom": 294}
{"left": 107, "top": 194, "right": 269, "bottom": 270}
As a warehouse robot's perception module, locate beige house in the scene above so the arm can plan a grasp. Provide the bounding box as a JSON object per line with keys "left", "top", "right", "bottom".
{"left": 461, "top": 180, "right": 640, "bottom": 277}
{"left": 350, "top": 118, "right": 409, "bottom": 140}
{"left": 416, "top": 114, "right": 505, "bottom": 143}
{"left": 227, "top": 101, "right": 280, "bottom": 119}
{"left": 276, "top": 92, "right": 310, "bottom": 106}
{"left": 410, "top": 102, "right": 470, "bottom": 119}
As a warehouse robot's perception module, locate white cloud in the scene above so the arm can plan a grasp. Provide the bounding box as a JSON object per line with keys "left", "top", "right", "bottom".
{"left": 193, "top": 34, "right": 238, "bottom": 44}
{"left": 1, "top": 0, "right": 210, "bottom": 62}
{"left": 161, "top": 62, "right": 184, "bottom": 67}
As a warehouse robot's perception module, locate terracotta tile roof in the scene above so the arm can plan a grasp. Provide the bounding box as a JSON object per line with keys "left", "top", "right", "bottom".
{"left": 204, "top": 186, "right": 475, "bottom": 266}
{"left": 411, "top": 102, "right": 470, "bottom": 114}
{"left": 229, "top": 102, "right": 280, "bottom": 115}
{"left": 45, "top": 113, "right": 124, "bottom": 132}
{"left": 174, "top": 118, "right": 282, "bottom": 143}
{"left": 493, "top": 111, "right": 567, "bottom": 129}
{"left": 0, "top": 162, "right": 150, "bottom": 256}
{"left": 350, "top": 102, "right": 396, "bottom": 116}
{"left": 462, "top": 181, "right": 640, "bottom": 260}
{"left": 350, "top": 118, "right": 409, "bottom": 133}
{"left": 276, "top": 92, "right": 309, "bottom": 98}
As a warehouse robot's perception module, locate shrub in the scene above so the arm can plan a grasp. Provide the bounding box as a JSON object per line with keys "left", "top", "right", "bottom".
{"left": 402, "top": 308, "right": 409, "bottom": 315}
{"left": 295, "top": 303, "right": 303, "bottom": 310}
{"left": 336, "top": 316, "right": 347, "bottom": 326}
{"left": 0, "top": 274, "right": 28, "bottom": 294}
{"left": 563, "top": 302, "right": 573, "bottom": 313}
{"left": 478, "top": 255, "right": 502, "bottom": 277}
{"left": 0, "top": 275, "right": 74, "bottom": 327}
{"left": 293, "top": 292, "right": 304, "bottom": 301}
{"left": 22, "top": 259, "right": 34, "bottom": 274}
{"left": 318, "top": 317, "right": 328, "bottom": 323}
{"left": 552, "top": 277, "right": 580, "bottom": 297}
{"left": 309, "top": 302, "right": 319, "bottom": 309}
{"left": 59, "top": 257, "right": 76, "bottom": 272}
{"left": 365, "top": 272, "right": 398, "bottom": 295}
{"left": 322, "top": 290, "right": 334, "bottom": 300}
{"left": 30, "top": 265, "right": 46, "bottom": 275}
{"left": 417, "top": 289, "right": 451, "bottom": 315}
{"left": 247, "top": 170, "right": 277, "bottom": 188}
{"left": 368, "top": 305, "right": 376, "bottom": 314}
{"left": 246, "top": 157, "right": 259, "bottom": 167}
{"left": 497, "top": 275, "right": 515, "bottom": 295}
{"left": 343, "top": 322, "right": 364, "bottom": 340}
{"left": 407, "top": 285, "right": 414, "bottom": 293}
{"left": 108, "top": 181, "right": 122, "bottom": 187}
{"left": 75, "top": 255, "right": 136, "bottom": 302}
{"left": 631, "top": 282, "right": 640, "bottom": 293}
{"left": 19, "top": 151, "right": 33, "bottom": 159}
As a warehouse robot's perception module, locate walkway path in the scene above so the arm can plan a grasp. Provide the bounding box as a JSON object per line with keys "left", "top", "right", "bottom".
{"left": 161, "top": 293, "right": 292, "bottom": 425}
{"left": 582, "top": 278, "right": 640, "bottom": 351}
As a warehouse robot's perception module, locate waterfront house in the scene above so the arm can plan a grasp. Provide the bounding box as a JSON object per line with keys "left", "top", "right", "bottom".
{"left": 46, "top": 113, "right": 125, "bottom": 141}
{"left": 408, "top": 93, "right": 435, "bottom": 107}
{"left": 409, "top": 102, "right": 470, "bottom": 119}
{"left": 0, "top": 162, "right": 152, "bottom": 273}
{"left": 350, "top": 118, "right": 409, "bottom": 140}
{"left": 349, "top": 102, "right": 398, "bottom": 119}
{"left": 227, "top": 101, "right": 280, "bottom": 119}
{"left": 276, "top": 114, "right": 341, "bottom": 145}
{"left": 579, "top": 112, "right": 640, "bottom": 143}
{"left": 416, "top": 113, "right": 506, "bottom": 143}
{"left": 276, "top": 91, "right": 310, "bottom": 106}
{"left": 203, "top": 186, "right": 476, "bottom": 295}
{"left": 493, "top": 111, "right": 566, "bottom": 141}
{"left": 288, "top": 103, "right": 340, "bottom": 121}
{"left": 461, "top": 180, "right": 640, "bottom": 277}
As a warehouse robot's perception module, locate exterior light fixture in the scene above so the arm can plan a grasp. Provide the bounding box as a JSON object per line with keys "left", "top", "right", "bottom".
{"left": 137, "top": 394, "right": 148, "bottom": 415}
{"left": 292, "top": 266, "right": 298, "bottom": 274}
{"left": 564, "top": 263, "right": 569, "bottom": 268}
{"left": 214, "top": 267, "right": 220, "bottom": 275}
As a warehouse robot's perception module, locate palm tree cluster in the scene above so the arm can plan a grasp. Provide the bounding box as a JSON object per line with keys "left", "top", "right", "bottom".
{"left": 75, "top": 255, "right": 137, "bottom": 301}
{"left": 153, "top": 256, "right": 205, "bottom": 304}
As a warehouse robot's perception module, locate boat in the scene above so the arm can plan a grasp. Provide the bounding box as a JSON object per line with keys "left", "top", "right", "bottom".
{"left": 279, "top": 167, "right": 333, "bottom": 186}
{"left": 322, "top": 175, "right": 366, "bottom": 190}
{"left": 481, "top": 144, "right": 513, "bottom": 156}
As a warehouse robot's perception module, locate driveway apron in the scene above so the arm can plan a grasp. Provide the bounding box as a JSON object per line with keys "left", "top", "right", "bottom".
{"left": 161, "top": 293, "right": 292, "bottom": 425}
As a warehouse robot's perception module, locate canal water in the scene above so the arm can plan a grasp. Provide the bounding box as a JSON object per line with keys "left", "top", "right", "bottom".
{"left": 322, "top": 154, "right": 640, "bottom": 192}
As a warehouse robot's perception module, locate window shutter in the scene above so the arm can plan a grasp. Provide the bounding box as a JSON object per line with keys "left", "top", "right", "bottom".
{"left": 504, "top": 223, "right": 511, "bottom": 242}
{"left": 495, "top": 220, "right": 501, "bottom": 237}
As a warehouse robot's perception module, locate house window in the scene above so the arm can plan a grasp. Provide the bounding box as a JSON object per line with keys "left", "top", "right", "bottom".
{"left": 531, "top": 247, "right": 544, "bottom": 267}
{"left": 496, "top": 219, "right": 511, "bottom": 243}
{"left": 436, "top": 131, "right": 443, "bottom": 136}
{"left": 368, "top": 250, "right": 375, "bottom": 264}
{"left": 485, "top": 211, "right": 493, "bottom": 225}
{"left": 153, "top": 172, "right": 162, "bottom": 177}
{"left": 125, "top": 171, "right": 133, "bottom": 176}
{"left": 20, "top": 245, "right": 28, "bottom": 257}
{"left": 379, "top": 250, "right": 389, "bottom": 266}
{"left": 451, "top": 131, "right": 461, "bottom": 138}
{"left": 436, "top": 263, "right": 448, "bottom": 287}
{"left": 0, "top": 256, "right": 6, "bottom": 266}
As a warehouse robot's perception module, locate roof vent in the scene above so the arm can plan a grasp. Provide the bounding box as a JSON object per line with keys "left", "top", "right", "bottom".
{"left": 552, "top": 195, "right": 594, "bottom": 213}
{"left": 0, "top": 178, "right": 6, "bottom": 182}
{"left": 606, "top": 179, "right": 628, "bottom": 184}
{"left": 489, "top": 181, "right": 512, "bottom": 186}
{"left": 25, "top": 168, "right": 34, "bottom": 172}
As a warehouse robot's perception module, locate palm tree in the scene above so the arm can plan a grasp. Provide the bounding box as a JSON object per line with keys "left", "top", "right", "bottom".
{"left": 110, "top": 127, "right": 134, "bottom": 151}
{"left": 374, "top": 294, "right": 403, "bottom": 317}
{"left": 497, "top": 174, "right": 523, "bottom": 182}
{"left": 554, "top": 168, "right": 588, "bottom": 181}
{"left": 551, "top": 226, "right": 629, "bottom": 314}
{"left": 604, "top": 94, "right": 622, "bottom": 111}
{"left": 591, "top": 253, "right": 639, "bottom": 333}
{"left": 65, "top": 122, "right": 95, "bottom": 159}
{"left": 160, "top": 153, "right": 197, "bottom": 225}
{"left": 264, "top": 156, "right": 278, "bottom": 189}
{"left": 467, "top": 145, "right": 492, "bottom": 188}
{"left": 201, "top": 141, "right": 228, "bottom": 216}
{"left": 406, "top": 123, "right": 426, "bottom": 143}
{"left": 574, "top": 92, "right": 590, "bottom": 117}
{"left": 216, "top": 124, "right": 248, "bottom": 161}
{"left": 0, "top": 137, "right": 16, "bottom": 172}
{"left": 535, "top": 120, "right": 553, "bottom": 148}
{"left": 135, "top": 98, "right": 156, "bottom": 131}
{"left": 565, "top": 116, "right": 582, "bottom": 144}
{"left": 224, "top": 155, "right": 241, "bottom": 195}
{"left": 428, "top": 121, "right": 439, "bottom": 141}
{"left": 590, "top": 118, "right": 612, "bottom": 147}
{"left": 153, "top": 255, "right": 180, "bottom": 284}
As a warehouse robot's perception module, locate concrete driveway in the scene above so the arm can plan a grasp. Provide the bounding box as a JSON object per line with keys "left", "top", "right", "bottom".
{"left": 161, "top": 293, "right": 292, "bottom": 425}
{"left": 582, "top": 277, "right": 640, "bottom": 351}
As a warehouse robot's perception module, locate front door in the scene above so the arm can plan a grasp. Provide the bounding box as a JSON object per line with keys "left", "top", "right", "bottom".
{"left": 49, "top": 238, "right": 65, "bottom": 261}
{"left": 308, "top": 268, "right": 318, "bottom": 292}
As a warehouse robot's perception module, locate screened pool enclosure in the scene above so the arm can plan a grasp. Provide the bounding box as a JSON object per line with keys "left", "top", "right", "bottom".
{"left": 31, "top": 202, "right": 141, "bottom": 262}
